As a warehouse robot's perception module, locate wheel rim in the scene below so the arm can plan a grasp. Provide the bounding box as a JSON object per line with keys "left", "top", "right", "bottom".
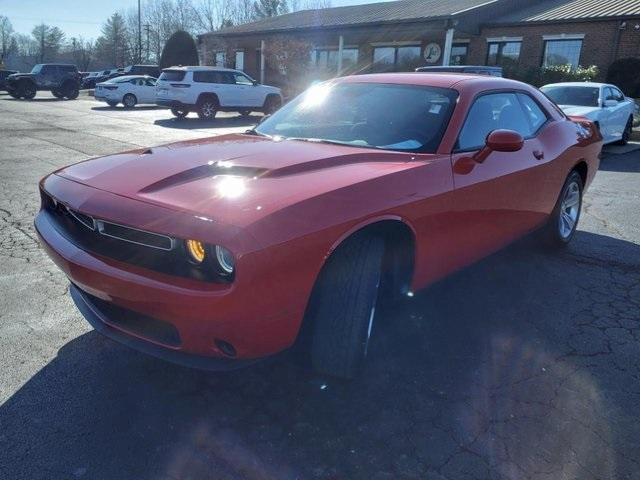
{"left": 202, "top": 102, "right": 216, "bottom": 117}
{"left": 558, "top": 181, "right": 580, "bottom": 239}
{"left": 124, "top": 95, "right": 135, "bottom": 107}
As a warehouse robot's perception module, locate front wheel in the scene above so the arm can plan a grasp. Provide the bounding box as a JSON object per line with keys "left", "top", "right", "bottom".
{"left": 263, "top": 95, "right": 281, "bottom": 115}
{"left": 51, "top": 90, "right": 64, "bottom": 99}
{"left": 541, "top": 170, "right": 583, "bottom": 247}
{"left": 20, "top": 82, "right": 36, "bottom": 100}
{"left": 123, "top": 93, "right": 137, "bottom": 109}
{"left": 197, "top": 98, "right": 218, "bottom": 119}
{"left": 308, "top": 235, "right": 384, "bottom": 379}
{"left": 171, "top": 108, "right": 188, "bottom": 118}
{"left": 617, "top": 117, "right": 633, "bottom": 146}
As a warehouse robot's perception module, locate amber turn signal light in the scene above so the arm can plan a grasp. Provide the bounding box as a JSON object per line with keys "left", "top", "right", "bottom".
{"left": 186, "top": 239, "right": 206, "bottom": 264}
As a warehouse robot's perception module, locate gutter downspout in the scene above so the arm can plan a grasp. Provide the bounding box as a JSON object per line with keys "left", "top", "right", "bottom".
{"left": 337, "top": 35, "right": 344, "bottom": 76}
{"left": 443, "top": 27, "right": 455, "bottom": 66}
{"left": 260, "top": 39, "right": 265, "bottom": 84}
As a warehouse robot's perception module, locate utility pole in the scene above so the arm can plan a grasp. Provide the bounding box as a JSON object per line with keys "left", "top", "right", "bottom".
{"left": 137, "top": 0, "right": 142, "bottom": 63}
{"left": 144, "top": 24, "right": 150, "bottom": 63}
{"left": 40, "top": 26, "right": 45, "bottom": 63}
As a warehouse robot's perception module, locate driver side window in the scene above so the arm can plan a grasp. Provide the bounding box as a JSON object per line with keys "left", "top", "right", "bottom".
{"left": 457, "top": 92, "right": 533, "bottom": 151}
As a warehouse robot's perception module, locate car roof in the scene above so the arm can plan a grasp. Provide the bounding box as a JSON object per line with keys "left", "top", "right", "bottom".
{"left": 105, "top": 75, "right": 153, "bottom": 81}
{"left": 162, "top": 65, "right": 238, "bottom": 72}
{"left": 542, "top": 82, "right": 606, "bottom": 88}
{"left": 337, "top": 72, "right": 526, "bottom": 91}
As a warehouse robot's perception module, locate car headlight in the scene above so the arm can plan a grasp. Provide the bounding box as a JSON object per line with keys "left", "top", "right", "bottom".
{"left": 215, "top": 245, "right": 235, "bottom": 274}
{"left": 186, "top": 239, "right": 206, "bottom": 264}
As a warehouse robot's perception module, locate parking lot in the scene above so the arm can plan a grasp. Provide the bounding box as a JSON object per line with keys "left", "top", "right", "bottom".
{"left": 1, "top": 91, "right": 639, "bottom": 480}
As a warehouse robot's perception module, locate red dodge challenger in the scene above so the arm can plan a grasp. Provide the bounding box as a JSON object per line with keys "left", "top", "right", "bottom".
{"left": 35, "top": 74, "right": 601, "bottom": 378}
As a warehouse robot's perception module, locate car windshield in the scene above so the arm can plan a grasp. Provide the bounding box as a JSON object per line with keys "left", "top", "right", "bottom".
{"left": 255, "top": 82, "right": 458, "bottom": 153}
{"left": 540, "top": 86, "right": 600, "bottom": 107}
{"left": 30, "top": 64, "right": 43, "bottom": 74}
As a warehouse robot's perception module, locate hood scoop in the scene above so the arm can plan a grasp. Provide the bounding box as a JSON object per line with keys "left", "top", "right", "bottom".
{"left": 139, "top": 161, "right": 267, "bottom": 194}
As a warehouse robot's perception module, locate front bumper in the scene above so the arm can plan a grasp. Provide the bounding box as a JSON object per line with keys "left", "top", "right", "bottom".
{"left": 34, "top": 177, "right": 304, "bottom": 363}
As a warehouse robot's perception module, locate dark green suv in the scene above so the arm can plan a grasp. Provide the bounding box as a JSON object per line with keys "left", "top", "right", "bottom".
{"left": 6, "top": 64, "right": 81, "bottom": 100}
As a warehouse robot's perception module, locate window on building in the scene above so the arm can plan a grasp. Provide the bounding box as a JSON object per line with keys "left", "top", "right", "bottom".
{"left": 486, "top": 41, "right": 521, "bottom": 66}
{"left": 235, "top": 51, "right": 244, "bottom": 71}
{"left": 450, "top": 43, "right": 468, "bottom": 66}
{"left": 542, "top": 39, "right": 583, "bottom": 69}
{"left": 372, "top": 45, "right": 422, "bottom": 72}
{"left": 214, "top": 51, "right": 225, "bottom": 67}
{"left": 311, "top": 48, "right": 359, "bottom": 71}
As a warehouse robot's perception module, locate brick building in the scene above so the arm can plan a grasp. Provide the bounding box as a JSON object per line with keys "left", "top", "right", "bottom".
{"left": 198, "top": 0, "right": 640, "bottom": 89}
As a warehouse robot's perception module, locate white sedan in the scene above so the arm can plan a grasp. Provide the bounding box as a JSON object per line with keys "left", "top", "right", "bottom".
{"left": 540, "top": 82, "right": 635, "bottom": 145}
{"left": 95, "top": 75, "right": 157, "bottom": 108}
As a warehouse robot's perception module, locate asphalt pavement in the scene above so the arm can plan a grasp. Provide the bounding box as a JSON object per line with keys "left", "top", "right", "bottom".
{"left": 0, "top": 92, "right": 639, "bottom": 480}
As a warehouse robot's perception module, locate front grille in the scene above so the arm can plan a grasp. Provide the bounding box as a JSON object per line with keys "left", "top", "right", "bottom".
{"left": 41, "top": 189, "right": 224, "bottom": 282}
{"left": 80, "top": 288, "right": 181, "bottom": 347}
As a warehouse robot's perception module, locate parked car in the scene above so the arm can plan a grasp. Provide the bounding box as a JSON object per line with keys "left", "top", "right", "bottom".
{"left": 81, "top": 71, "right": 103, "bottom": 89}
{"left": 540, "top": 82, "right": 635, "bottom": 145}
{"left": 123, "top": 64, "right": 160, "bottom": 78}
{"left": 6, "top": 64, "right": 81, "bottom": 100}
{"left": 416, "top": 65, "right": 503, "bottom": 76}
{"left": 35, "top": 74, "right": 601, "bottom": 378}
{"left": 95, "top": 75, "right": 157, "bottom": 108}
{"left": 155, "top": 66, "right": 282, "bottom": 119}
{"left": 0, "top": 69, "right": 18, "bottom": 91}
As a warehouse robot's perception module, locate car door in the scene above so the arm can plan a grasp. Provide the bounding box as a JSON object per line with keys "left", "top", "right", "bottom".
{"left": 232, "top": 72, "right": 260, "bottom": 107}
{"left": 449, "top": 91, "right": 555, "bottom": 265}
{"left": 605, "top": 86, "right": 629, "bottom": 140}
{"left": 39, "top": 65, "right": 57, "bottom": 88}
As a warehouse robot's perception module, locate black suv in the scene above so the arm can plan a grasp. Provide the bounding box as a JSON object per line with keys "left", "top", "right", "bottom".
{"left": 6, "top": 64, "right": 81, "bottom": 100}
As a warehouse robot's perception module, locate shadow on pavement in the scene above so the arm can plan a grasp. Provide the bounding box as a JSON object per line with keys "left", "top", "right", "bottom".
{"left": 1, "top": 232, "right": 638, "bottom": 479}
{"left": 91, "top": 105, "right": 161, "bottom": 112}
{"left": 154, "top": 115, "right": 261, "bottom": 130}
{"left": 599, "top": 151, "right": 640, "bottom": 173}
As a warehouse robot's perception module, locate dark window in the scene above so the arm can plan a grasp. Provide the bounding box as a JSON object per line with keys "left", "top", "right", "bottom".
{"left": 540, "top": 85, "right": 599, "bottom": 107}
{"left": 458, "top": 92, "right": 533, "bottom": 151}
{"left": 605, "top": 86, "right": 624, "bottom": 102}
{"left": 233, "top": 73, "right": 253, "bottom": 85}
{"left": 41, "top": 65, "right": 56, "bottom": 74}
{"left": 372, "top": 45, "right": 422, "bottom": 72}
{"left": 542, "top": 39, "right": 582, "bottom": 68}
{"left": 486, "top": 41, "right": 521, "bottom": 66}
{"left": 159, "top": 70, "right": 186, "bottom": 82}
{"left": 450, "top": 43, "right": 468, "bottom": 66}
{"left": 58, "top": 65, "right": 77, "bottom": 73}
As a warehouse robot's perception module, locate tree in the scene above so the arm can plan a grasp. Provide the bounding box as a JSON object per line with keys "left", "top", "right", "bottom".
{"left": 0, "top": 15, "right": 14, "bottom": 65}
{"left": 159, "top": 30, "right": 199, "bottom": 68}
{"left": 95, "top": 13, "right": 130, "bottom": 67}
{"left": 32, "top": 24, "right": 65, "bottom": 63}
{"left": 253, "top": 0, "right": 288, "bottom": 19}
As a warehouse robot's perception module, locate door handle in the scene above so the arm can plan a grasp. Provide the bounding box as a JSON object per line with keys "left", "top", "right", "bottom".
{"left": 533, "top": 150, "right": 545, "bottom": 160}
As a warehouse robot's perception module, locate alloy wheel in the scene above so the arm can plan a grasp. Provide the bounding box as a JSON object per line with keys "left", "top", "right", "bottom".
{"left": 558, "top": 181, "right": 580, "bottom": 239}
{"left": 201, "top": 102, "right": 216, "bottom": 118}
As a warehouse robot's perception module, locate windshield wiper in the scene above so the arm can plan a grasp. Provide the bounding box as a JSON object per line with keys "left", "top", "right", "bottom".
{"left": 285, "top": 137, "right": 359, "bottom": 147}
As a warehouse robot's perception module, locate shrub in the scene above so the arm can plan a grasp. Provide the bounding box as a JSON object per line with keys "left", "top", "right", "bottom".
{"left": 606, "top": 57, "right": 640, "bottom": 97}
{"left": 159, "top": 31, "right": 199, "bottom": 69}
{"left": 504, "top": 64, "right": 599, "bottom": 87}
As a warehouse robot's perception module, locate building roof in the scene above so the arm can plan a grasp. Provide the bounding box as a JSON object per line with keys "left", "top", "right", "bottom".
{"left": 493, "top": 0, "right": 640, "bottom": 23}
{"left": 207, "top": 0, "right": 499, "bottom": 36}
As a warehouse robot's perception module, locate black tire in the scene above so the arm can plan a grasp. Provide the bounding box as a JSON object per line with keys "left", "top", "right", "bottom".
{"left": 106, "top": 101, "right": 118, "bottom": 108}
{"left": 616, "top": 117, "right": 633, "bottom": 146}
{"left": 197, "top": 96, "right": 218, "bottom": 119}
{"left": 171, "top": 107, "right": 188, "bottom": 118}
{"left": 239, "top": 109, "right": 251, "bottom": 117}
{"left": 20, "top": 81, "right": 36, "bottom": 100}
{"left": 263, "top": 95, "right": 281, "bottom": 114}
{"left": 541, "top": 170, "right": 583, "bottom": 247}
{"left": 123, "top": 93, "right": 137, "bottom": 109}
{"left": 309, "top": 234, "right": 384, "bottom": 379}
{"left": 8, "top": 90, "right": 19, "bottom": 99}
{"left": 51, "top": 90, "right": 63, "bottom": 99}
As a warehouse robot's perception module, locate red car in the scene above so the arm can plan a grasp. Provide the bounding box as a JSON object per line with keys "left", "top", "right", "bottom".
{"left": 35, "top": 74, "right": 601, "bottom": 378}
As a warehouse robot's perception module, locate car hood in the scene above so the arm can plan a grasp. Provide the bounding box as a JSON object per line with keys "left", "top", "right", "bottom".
{"left": 54, "top": 134, "right": 423, "bottom": 228}
{"left": 558, "top": 105, "right": 598, "bottom": 118}
{"left": 7, "top": 73, "right": 34, "bottom": 80}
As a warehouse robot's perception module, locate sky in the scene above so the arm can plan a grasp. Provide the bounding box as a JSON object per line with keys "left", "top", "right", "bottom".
{"left": 0, "top": 0, "right": 392, "bottom": 39}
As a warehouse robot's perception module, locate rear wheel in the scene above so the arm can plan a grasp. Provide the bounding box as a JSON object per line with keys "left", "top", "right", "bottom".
{"left": 62, "top": 82, "right": 79, "bottom": 100}
{"left": 541, "top": 170, "right": 583, "bottom": 247}
{"left": 197, "top": 97, "right": 218, "bottom": 119}
{"left": 51, "top": 90, "right": 63, "bottom": 99}
{"left": 308, "top": 234, "right": 384, "bottom": 379}
{"left": 123, "top": 93, "right": 137, "bottom": 109}
{"left": 171, "top": 108, "right": 188, "bottom": 118}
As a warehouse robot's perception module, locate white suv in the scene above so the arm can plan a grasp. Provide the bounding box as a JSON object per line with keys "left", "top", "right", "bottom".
{"left": 156, "top": 66, "right": 282, "bottom": 119}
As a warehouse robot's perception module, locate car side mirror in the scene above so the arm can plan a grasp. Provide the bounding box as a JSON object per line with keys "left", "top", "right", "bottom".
{"left": 474, "top": 129, "right": 524, "bottom": 163}
{"left": 604, "top": 99, "right": 617, "bottom": 108}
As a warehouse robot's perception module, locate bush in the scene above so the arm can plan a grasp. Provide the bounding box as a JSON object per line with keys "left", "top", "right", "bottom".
{"left": 159, "top": 31, "right": 199, "bottom": 69}
{"left": 504, "top": 64, "right": 599, "bottom": 87}
{"left": 606, "top": 57, "right": 640, "bottom": 97}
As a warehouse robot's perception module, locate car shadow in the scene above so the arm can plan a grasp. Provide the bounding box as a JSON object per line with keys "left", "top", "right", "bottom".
{"left": 91, "top": 105, "right": 161, "bottom": 111}
{"left": 154, "top": 115, "right": 262, "bottom": 130}
{"left": 3, "top": 97, "right": 66, "bottom": 102}
{"left": 1, "top": 231, "right": 638, "bottom": 479}
{"left": 599, "top": 150, "right": 640, "bottom": 173}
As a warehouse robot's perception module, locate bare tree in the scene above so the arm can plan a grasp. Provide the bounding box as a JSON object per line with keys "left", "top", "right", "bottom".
{"left": 0, "top": 15, "right": 14, "bottom": 65}
{"left": 253, "top": 0, "right": 288, "bottom": 19}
